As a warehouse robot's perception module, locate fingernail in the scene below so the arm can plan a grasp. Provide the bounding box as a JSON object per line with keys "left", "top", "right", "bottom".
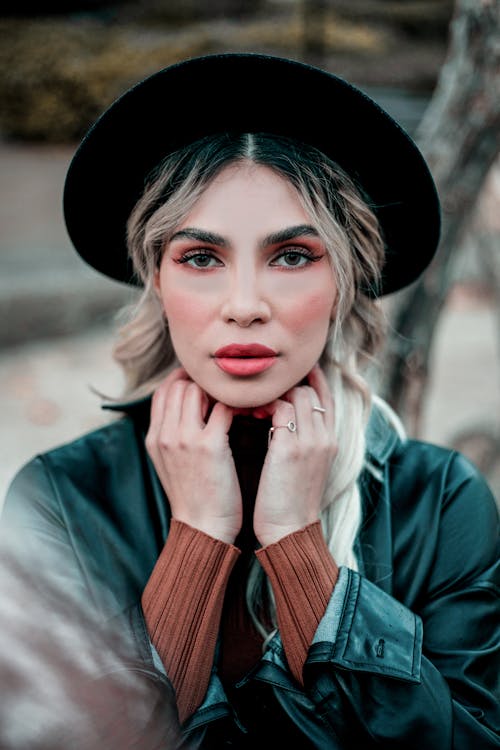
{"left": 252, "top": 407, "right": 269, "bottom": 419}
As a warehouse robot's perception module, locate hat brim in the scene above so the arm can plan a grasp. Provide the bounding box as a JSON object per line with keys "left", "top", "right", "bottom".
{"left": 63, "top": 52, "right": 441, "bottom": 296}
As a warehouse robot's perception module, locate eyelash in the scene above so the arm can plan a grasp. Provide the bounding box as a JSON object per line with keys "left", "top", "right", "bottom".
{"left": 175, "top": 247, "right": 322, "bottom": 269}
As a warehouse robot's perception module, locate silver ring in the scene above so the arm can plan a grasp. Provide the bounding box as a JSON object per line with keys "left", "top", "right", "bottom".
{"left": 312, "top": 406, "right": 326, "bottom": 414}
{"left": 268, "top": 420, "right": 297, "bottom": 446}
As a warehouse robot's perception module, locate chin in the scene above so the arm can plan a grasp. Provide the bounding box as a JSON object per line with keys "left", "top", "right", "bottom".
{"left": 205, "top": 382, "right": 290, "bottom": 409}
{"left": 211, "top": 393, "right": 277, "bottom": 409}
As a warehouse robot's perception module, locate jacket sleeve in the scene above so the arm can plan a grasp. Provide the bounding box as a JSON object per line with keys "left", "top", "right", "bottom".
{"left": 303, "top": 452, "right": 500, "bottom": 749}
{"left": 0, "top": 456, "right": 93, "bottom": 604}
{"left": 0, "top": 458, "right": 184, "bottom": 747}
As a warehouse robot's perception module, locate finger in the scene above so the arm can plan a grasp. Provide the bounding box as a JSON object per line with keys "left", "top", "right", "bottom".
{"left": 180, "top": 382, "right": 210, "bottom": 432}
{"left": 250, "top": 403, "right": 274, "bottom": 419}
{"left": 204, "top": 401, "right": 234, "bottom": 440}
{"left": 266, "top": 402, "right": 297, "bottom": 451}
{"left": 268, "top": 399, "right": 297, "bottom": 439}
{"left": 149, "top": 367, "right": 189, "bottom": 431}
{"left": 249, "top": 398, "right": 289, "bottom": 421}
{"left": 156, "top": 365, "right": 190, "bottom": 395}
{"left": 307, "top": 364, "right": 335, "bottom": 431}
{"left": 158, "top": 379, "right": 189, "bottom": 440}
{"left": 147, "top": 387, "right": 165, "bottom": 462}
{"left": 287, "top": 385, "right": 323, "bottom": 441}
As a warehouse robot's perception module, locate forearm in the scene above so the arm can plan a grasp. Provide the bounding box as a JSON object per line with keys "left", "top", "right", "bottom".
{"left": 256, "top": 520, "right": 339, "bottom": 684}
{"left": 304, "top": 567, "right": 500, "bottom": 748}
{"left": 142, "top": 519, "right": 239, "bottom": 723}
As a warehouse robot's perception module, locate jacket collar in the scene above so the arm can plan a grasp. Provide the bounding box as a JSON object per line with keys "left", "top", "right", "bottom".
{"left": 364, "top": 403, "right": 401, "bottom": 466}
{"left": 103, "top": 394, "right": 401, "bottom": 467}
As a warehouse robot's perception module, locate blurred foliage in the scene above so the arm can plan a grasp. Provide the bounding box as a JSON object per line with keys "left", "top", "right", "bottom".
{"left": 0, "top": 18, "right": 214, "bottom": 142}
{"left": 0, "top": 9, "right": 388, "bottom": 142}
{"left": 0, "top": 0, "right": 452, "bottom": 142}
{"left": 221, "top": 12, "right": 387, "bottom": 54}
{"left": 118, "top": 0, "right": 265, "bottom": 23}
{"left": 331, "top": 0, "right": 454, "bottom": 39}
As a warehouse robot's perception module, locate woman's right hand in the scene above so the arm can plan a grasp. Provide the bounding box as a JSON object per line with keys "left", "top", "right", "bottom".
{"left": 145, "top": 368, "right": 242, "bottom": 544}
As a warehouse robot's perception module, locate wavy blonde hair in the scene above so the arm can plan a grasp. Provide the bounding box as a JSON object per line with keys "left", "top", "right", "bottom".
{"left": 114, "top": 133, "right": 387, "bottom": 637}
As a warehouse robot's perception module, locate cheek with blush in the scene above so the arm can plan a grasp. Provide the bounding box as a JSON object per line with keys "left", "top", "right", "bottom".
{"left": 285, "top": 290, "right": 335, "bottom": 339}
{"left": 163, "top": 291, "right": 210, "bottom": 336}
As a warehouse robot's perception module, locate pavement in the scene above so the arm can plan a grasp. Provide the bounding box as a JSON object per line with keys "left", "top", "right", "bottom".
{"left": 1, "top": 135, "right": 499, "bottom": 506}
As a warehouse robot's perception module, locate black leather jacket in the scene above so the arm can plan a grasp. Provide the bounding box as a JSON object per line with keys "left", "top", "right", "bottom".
{"left": 2, "top": 399, "right": 499, "bottom": 749}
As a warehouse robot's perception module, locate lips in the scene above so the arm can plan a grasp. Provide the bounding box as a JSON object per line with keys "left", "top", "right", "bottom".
{"left": 214, "top": 343, "right": 277, "bottom": 358}
{"left": 214, "top": 343, "right": 278, "bottom": 376}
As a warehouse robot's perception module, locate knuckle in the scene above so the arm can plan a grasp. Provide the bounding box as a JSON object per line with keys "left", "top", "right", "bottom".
{"left": 287, "top": 443, "right": 302, "bottom": 461}
{"left": 177, "top": 435, "right": 192, "bottom": 452}
{"left": 158, "top": 431, "right": 174, "bottom": 451}
{"left": 323, "top": 442, "right": 335, "bottom": 459}
{"left": 197, "top": 441, "right": 212, "bottom": 457}
{"left": 312, "top": 437, "right": 334, "bottom": 458}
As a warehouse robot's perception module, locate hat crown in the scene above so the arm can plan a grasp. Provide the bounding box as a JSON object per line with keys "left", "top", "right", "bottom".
{"left": 63, "top": 52, "right": 440, "bottom": 295}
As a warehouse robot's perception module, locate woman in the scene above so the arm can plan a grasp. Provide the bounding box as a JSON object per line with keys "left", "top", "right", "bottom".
{"left": 2, "top": 54, "right": 499, "bottom": 748}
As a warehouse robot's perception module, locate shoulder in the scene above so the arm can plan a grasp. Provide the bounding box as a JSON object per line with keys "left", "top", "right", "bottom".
{"left": 366, "top": 404, "right": 498, "bottom": 586}
{"left": 2, "top": 416, "right": 144, "bottom": 523}
{"left": 47, "top": 415, "right": 142, "bottom": 472}
{"left": 367, "top": 402, "right": 497, "bottom": 522}
{"left": 389, "top": 438, "right": 499, "bottom": 592}
{"left": 390, "top": 436, "right": 497, "bottom": 517}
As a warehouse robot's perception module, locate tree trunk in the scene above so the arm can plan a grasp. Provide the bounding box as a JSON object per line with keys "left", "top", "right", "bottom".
{"left": 378, "top": 0, "right": 500, "bottom": 436}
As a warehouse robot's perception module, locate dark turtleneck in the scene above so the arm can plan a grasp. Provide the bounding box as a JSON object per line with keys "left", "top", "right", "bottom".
{"left": 221, "top": 416, "right": 272, "bottom": 683}
{"left": 142, "top": 413, "right": 339, "bottom": 724}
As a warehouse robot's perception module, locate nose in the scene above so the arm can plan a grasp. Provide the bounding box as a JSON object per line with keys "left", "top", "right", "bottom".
{"left": 220, "top": 268, "right": 271, "bottom": 327}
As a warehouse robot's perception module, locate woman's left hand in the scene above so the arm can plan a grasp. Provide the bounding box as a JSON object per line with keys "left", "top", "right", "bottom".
{"left": 253, "top": 365, "right": 338, "bottom": 547}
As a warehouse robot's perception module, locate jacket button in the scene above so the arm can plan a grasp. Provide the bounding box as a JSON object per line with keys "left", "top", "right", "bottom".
{"left": 376, "top": 638, "right": 385, "bottom": 658}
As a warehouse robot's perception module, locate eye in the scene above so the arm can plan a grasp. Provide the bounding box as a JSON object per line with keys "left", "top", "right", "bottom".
{"left": 177, "top": 251, "right": 223, "bottom": 269}
{"left": 270, "top": 248, "right": 320, "bottom": 268}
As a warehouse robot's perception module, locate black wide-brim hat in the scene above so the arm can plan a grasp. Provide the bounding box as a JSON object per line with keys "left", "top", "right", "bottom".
{"left": 63, "top": 52, "right": 441, "bottom": 296}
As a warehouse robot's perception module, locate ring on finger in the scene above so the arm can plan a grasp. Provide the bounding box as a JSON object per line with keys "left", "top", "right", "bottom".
{"left": 268, "top": 420, "right": 297, "bottom": 446}
{"left": 312, "top": 405, "right": 326, "bottom": 414}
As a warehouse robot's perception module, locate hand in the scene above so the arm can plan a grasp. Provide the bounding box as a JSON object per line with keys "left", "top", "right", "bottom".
{"left": 145, "top": 368, "right": 242, "bottom": 544}
{"left": 253, "top": 365, "right": 337, "bottom": 547}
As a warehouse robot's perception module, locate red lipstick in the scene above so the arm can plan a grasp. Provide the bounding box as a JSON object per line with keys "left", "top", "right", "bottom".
{"left": 215, "top": 344, "right": 277, "bottom": 358}
{"left": 214, "top": 343, "right": 278, "bottom": 376}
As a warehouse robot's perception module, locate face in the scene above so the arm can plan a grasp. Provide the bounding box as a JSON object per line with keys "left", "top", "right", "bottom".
{"left": 154, "top": 162, "right": 337, "bottom": 408}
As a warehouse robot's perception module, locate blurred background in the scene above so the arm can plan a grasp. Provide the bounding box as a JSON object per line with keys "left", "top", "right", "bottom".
{"left": 1, "top": 0, "right": 499, "bottom": 503}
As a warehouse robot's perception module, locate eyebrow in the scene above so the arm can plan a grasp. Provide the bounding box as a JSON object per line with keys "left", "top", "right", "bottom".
{"left": 169, "top": 224, "right": 319, "bottom": 248}
{"left": 169, "top": 228, "right": 228, "bottom": 246}
{"left": 260, "top": 225, "right": 319, "bottom": 247}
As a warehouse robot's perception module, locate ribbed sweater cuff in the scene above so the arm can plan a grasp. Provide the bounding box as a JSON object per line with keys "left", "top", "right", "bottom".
{"left": 256, "top": 520, "right": 338, "bottom": 685}
{"left": 142, "top": 519, "right": 240, "bottom": 722}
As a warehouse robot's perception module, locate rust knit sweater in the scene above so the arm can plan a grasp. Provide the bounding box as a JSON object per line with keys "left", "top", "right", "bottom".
{"left": 142, "top": 417, "right": 339, "bottom": 723}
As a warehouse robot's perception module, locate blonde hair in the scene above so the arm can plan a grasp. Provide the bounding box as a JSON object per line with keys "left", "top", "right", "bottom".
{"left": 113, "top": 133, "right": 387, "bottom": 638}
